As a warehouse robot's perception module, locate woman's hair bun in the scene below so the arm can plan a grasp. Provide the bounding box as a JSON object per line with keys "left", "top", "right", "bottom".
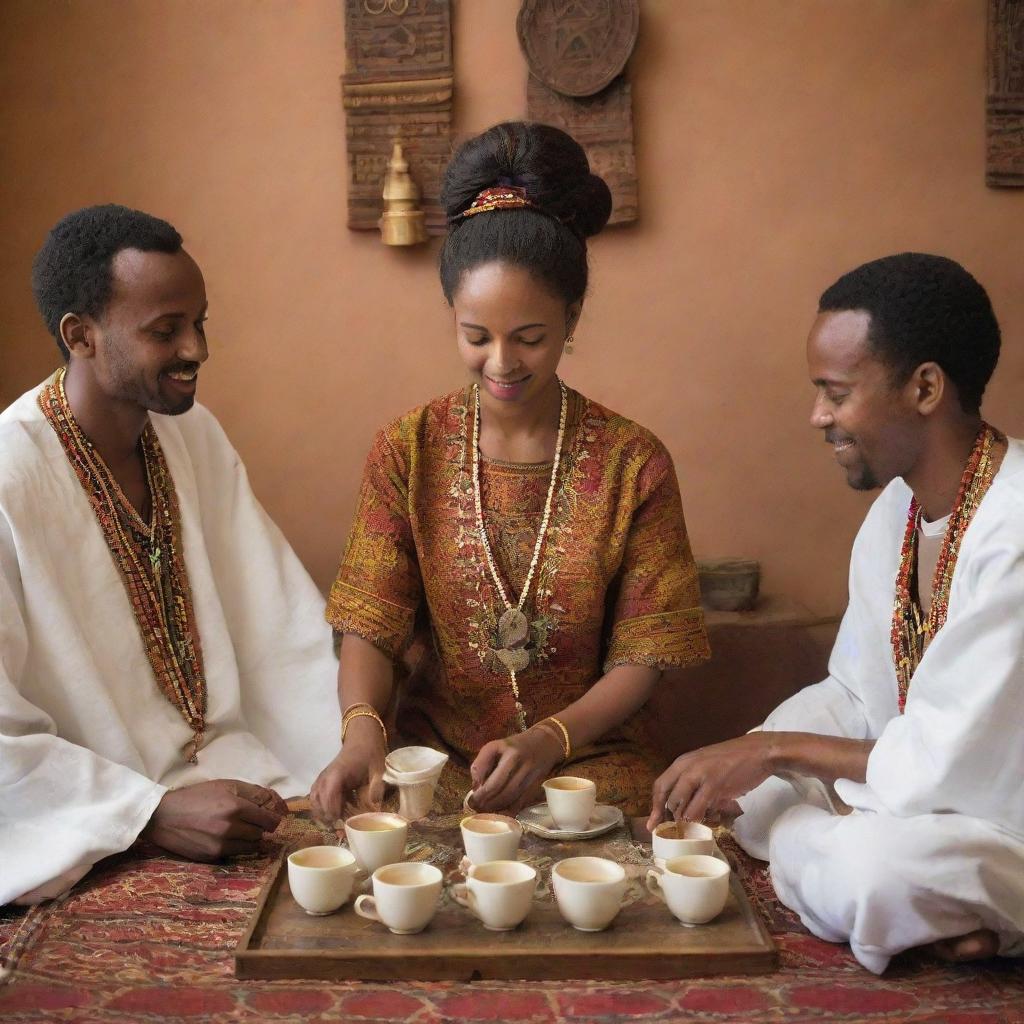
{"left": 441, "top": 121, "right": 612, "bottom": 238}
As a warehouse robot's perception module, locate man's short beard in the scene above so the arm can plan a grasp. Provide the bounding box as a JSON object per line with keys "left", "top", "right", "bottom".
{"left": 106, "top": 344, "right": 192, "bottom": 416}
{"left": 847, "top": 465, "right": 881, "bottom": 491}
{"left": 156, "top": 389, "right": 196, "bottom": 416}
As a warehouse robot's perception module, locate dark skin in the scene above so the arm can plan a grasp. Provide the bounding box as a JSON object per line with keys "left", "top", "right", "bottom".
{"left": 648, "top": 309, "right": 1000, "bottom": 962}
{"left": 60, "top": 247, "right": 286, "bottom": 860}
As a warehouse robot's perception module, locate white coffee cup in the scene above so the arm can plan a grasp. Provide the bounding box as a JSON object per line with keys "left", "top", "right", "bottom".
{"left": 542, "top": 776, "right": 597, "bottom": 831}
{"left": 646, "top": 854, "right": 731, "bottom": 927}
{"left": 354, "top": 862, "right": 443, "bottom": 934}
{"left": 451, "top": 860, "right": 537, "bottom": 931}
{"left": 551, "top": 856, "right": 627, "bottom": 932}
{"left": 287, "top": 845, "right": 358, "bottom": 916}
{"left": 460, "top": 813, "right": 523, "bottom": 866}
{"left": 344, "top": 812, "right": 409, "bottom": 874}
{"left": 651, "top": 820, "right": 715, "bottom": 867}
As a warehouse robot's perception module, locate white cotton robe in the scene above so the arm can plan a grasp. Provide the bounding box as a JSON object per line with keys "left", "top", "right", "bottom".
{"left": 734, "top": 439, "right": 1024, "bottom": 973}
{"left": 0, "top": 377, "right": 340, "bottom": 905}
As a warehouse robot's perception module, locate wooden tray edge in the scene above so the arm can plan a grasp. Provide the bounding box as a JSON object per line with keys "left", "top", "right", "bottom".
{"left": 234, "top": 852, "right": 287, "bottom": 973}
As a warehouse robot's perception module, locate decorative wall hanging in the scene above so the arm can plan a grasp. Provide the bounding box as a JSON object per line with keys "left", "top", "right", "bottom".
{"left": 342, "top": 0, "right": 453, "bottom": 234}
{"left": 987, "top": 0, "right": 1024, "bottom": 187}
{"left": 517, "top": 0, "right": 640, "bottom": 224}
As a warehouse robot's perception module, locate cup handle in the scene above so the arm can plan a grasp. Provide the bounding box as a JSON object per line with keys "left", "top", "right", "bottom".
{"left": 353, "top": 894, "right": 380, "bottom": 922}
{"left": 450, "top": 883, "right": 480, "bottom": 919}
{"left": 463, "top": 789, "right": 477, "bottom": 812}
{"left": 645, "top": 867, "right": 666, "bottom": 903}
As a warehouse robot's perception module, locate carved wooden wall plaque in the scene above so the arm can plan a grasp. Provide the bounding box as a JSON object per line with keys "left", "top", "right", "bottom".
{"left": 518, "top": 0, "right": 640, "bottom": 225}
{"left": 342, "top": 0, "right": 453, "bottom": 233}
{"left": 987, "top": 0, "right": 1024, "bottom": 187}
{"left": 526, "top": 75, "right": 637, "bottom": 224}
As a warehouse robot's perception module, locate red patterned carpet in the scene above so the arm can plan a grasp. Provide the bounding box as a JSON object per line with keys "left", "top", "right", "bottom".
{"left": 2, "top": 829, "right": 1023, "bottom": 1023}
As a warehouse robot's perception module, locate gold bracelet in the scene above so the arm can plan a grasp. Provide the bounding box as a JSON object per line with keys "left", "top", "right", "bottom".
{"left": 539, "top": 716, "right": 571, "bottom": 761}
{"left": 341, "top": 703, "right": 382, "bottom": 732}
{"left": 546, "top": 716, "right": 572, "bottom": 760}
{"left": 341, "top": 709, "right": 387, "bottom": 745}
{"left": 341, "top": 701, "right": 377, "bottom": 722}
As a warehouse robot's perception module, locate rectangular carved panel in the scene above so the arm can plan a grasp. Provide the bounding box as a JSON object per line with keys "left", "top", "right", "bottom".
{"left": 342, "top": 0, "right": 453, "bottom": 233}
{"left": 526, "top": 75, "right": 638, "bottom": 225}
{"left": 987, "top": 0, "right": 1024, "bottom": 187}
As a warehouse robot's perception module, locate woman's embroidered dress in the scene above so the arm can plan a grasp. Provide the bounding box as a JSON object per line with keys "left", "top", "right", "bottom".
{"left": 328, "top": 388, "right": 709, "bottom": 814}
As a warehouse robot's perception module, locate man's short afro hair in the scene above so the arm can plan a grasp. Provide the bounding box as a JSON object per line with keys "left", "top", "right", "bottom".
{"left": 818, "top": 253, "right": 1000, "bottom": 414}
{"left": 32, "top": 204, "right": 182, "bottom": 358}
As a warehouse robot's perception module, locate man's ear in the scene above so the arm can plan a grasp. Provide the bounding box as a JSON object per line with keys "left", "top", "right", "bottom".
{"left": 60, "top": 313, "right": 96, "bottom": 360}
{"left": 907, "top": 361, "right": 945, "bottom": 416}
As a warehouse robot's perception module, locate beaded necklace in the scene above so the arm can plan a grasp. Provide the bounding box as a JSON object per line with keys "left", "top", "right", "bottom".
{"left": 890, "top": 423, "right": 999, "bottom": 713}
{"left": 471, "top": 379, "right": 567, "bottom": 732}
{"left": 39, "top": 369, "right": 207, "bottom": 762}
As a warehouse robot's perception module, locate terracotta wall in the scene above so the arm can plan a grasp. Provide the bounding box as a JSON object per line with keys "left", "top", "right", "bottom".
{"left": 2, "top": 0, "right": 1022, "bottom": 616}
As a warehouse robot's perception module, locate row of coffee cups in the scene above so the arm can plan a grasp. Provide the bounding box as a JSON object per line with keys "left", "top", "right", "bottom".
{"left": 288, "top": 847, "right": 731, "bottom": 933}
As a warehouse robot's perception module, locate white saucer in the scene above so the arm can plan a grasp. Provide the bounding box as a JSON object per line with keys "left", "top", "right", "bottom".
{"left": 518, "top": 803, "right": 624, "bottom": 840}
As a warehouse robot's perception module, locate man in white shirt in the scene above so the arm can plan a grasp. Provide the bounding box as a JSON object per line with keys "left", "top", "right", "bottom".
{"left": 648, "top": 253, "right": 1024, "bottom": 973}
{"left": 1, "top": 205, "right": 338, "bottom": 905}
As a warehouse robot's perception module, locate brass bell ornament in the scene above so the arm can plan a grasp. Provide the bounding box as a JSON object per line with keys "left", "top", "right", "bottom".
{"left": 379, "top": 141, "right": 428, "bottom": 246}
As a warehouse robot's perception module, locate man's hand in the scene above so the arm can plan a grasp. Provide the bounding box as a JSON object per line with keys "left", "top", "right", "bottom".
{"left": 309, "top": 722, "right": 387, "bottom": 824}
{"left": 469, "top": 728, "right": 563, "bottom": 813}
{"left": 647, "top": 733, "right": 777, "bottom": 833}
{"left": 647, "top": 731, "right": 875, "bottom": 833}
{"left": 144, "top": 780, "right": 287, "bottom": 861}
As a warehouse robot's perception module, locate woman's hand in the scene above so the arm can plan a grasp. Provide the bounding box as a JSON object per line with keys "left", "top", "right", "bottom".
{"left": 309, "top": 719, "right": 387, "bottom": 823}
{"left": 469, "top": 727, "right": 564, "bottom": 813}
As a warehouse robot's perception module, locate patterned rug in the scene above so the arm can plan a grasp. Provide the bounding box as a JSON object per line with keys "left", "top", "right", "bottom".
{"left": 2, "top": 823, "right": 1023, "bottom": 1023}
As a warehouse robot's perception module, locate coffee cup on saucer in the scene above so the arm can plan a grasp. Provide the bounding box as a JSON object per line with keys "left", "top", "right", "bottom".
{"left": 353, "top": 862, "right": 443, "bottom": 934}
{"left": 551, "top": 856, "right": 627, "bottom": 931}
{"left": 646, "top": 854, "right": 731, "bottom": 926}
{"left": 461, "top": 813, "right": 523, "bottom": 866}
{"left": 651, "top": 820, "right": 715, "bottom": 867}
{"left": 343, "top": 812, "right": 408, "bottom": 874}
{"left": 542, "top": 776, "right": 597, "bottom": 831}
{"left": 287, "top": 845, "right": 358, "bottom": 916}
{"left": 451, "top": 860, "right": 537, "bottom": 931}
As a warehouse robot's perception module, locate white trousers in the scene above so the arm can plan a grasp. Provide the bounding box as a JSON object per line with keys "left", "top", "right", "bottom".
{"left": 735, "top": 779, "right": 1024, "bottom": 974}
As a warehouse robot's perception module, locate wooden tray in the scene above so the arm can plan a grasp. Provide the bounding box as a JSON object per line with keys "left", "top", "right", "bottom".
{"left": 235, "top": 826, "right": 776, "bottom": 981}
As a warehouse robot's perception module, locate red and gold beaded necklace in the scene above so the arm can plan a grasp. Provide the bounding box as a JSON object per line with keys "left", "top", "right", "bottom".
{"left": 890, "top": 423, "right": 1000, "bottom": 713}
{"left": 39, "top": 369, "right": 207, "bottom": 762}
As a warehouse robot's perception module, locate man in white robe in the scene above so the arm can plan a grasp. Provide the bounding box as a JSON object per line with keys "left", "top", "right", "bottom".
{"left": 1, "top": 205, "right": 339, "bottom": 906}
{"left": 648, "top": 253, "right": 1024, "bottom": 973}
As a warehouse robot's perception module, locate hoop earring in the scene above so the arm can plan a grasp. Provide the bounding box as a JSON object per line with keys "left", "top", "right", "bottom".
{"left": 564, "top": 335, "right": 575, "bottom": 355}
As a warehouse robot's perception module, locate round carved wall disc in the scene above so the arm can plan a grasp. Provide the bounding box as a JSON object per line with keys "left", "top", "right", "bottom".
{"left": 516, "top": 0, "right": 639, "bottom": 98}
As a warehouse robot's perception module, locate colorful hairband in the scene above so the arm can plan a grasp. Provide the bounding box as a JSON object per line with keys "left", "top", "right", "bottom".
{"left": 458, "top": 185, "right": 536, "bottom": 219}
{"left": 452, "top": 184, "right": 581, "bottom": 236}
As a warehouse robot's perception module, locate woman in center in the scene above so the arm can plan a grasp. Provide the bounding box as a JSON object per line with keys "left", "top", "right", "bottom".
{"left": 312, "top": 122, "right": 709, "bottom": 822}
